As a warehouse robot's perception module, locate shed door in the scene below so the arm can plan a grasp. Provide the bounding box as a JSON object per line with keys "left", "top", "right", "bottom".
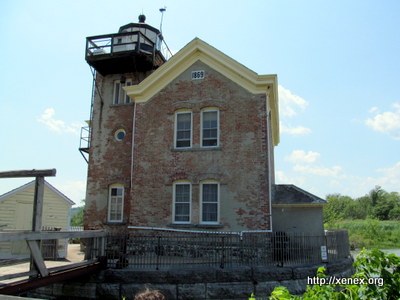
{"left": 11, "top": 202, "right": 33, "bottom": 255}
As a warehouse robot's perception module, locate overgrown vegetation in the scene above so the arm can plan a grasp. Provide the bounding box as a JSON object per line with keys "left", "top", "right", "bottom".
{"left": 268, "top": 248, "right": 400, "bottom": 300}
{"left": 70, "top": 205, "right": 84, "bottom": 226}
{"left": 329, "top": 219, "right": 400, "bottom": 249}
{"left": 324, "top": 186, "right": 400, "bottom": 225}
{"left": 323, "top": 186, "right": 400, "bottom": 249}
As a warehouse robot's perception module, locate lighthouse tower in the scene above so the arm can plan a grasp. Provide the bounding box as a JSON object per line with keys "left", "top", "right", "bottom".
{"left": 81, "top": 15, "right": 171, "bottom": 229}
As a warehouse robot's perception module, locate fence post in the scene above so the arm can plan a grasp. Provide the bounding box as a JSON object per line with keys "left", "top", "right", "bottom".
{"left": 220, "top": 236, "right": 225, "bottom": 269}
{"left": 156, "top": 236, "right": 161, "bottom": 270}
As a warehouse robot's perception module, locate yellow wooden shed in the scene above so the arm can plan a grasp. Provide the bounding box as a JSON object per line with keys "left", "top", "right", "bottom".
{"left": 0, "top": 180, "right": 75, "bottom": 259}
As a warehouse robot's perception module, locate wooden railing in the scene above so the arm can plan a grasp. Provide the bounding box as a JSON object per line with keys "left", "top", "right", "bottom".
{"left": 0, "top": 230, "right": 106, "bottom": 282}
{"left": 0, "top": 169, "right": 106, "bottom": 283}
{"left": 86, "top": 31, "right": 173, "bottom": 61}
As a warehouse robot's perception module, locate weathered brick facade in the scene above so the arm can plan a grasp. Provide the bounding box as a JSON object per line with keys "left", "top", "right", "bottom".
{"left": 84, "top": 34, "right": 279, "bottom": 232}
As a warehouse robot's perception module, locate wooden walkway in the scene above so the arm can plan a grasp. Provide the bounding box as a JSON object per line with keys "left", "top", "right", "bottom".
{"left": 0, "top": 231, "right": 106, "bottom": 295}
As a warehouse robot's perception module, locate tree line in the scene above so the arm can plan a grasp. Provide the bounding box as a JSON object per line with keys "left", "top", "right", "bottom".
{"left": 324, "top": 186, "right": 400, "bottom": 225}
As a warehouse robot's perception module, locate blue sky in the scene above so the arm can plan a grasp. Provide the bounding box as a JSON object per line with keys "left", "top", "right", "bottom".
{"left": 1, "top": 0, "right": 399, "bottom": 205}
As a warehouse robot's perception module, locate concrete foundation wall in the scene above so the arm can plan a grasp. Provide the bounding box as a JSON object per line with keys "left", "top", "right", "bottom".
{"left": 30, "top": 258, "right": 354, "bottom": 300}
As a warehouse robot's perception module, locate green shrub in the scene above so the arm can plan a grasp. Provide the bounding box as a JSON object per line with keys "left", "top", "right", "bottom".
{"left": 268, "top": 249, "right": 400, "bottom": 300}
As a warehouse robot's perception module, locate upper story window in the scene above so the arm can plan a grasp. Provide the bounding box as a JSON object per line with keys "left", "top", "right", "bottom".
{"left": 173, "top": 182, "right": 191, "bottom": 223}
{"left": 113, "top": 80, "right": 132, "bottom": 105}
{"left": 108, "top": 185, "right": 124, "bottom": 222}
{"left": 201, "top": 109, "right": 219, "bottom": 147}
{"left": 175, "top": 111, "right": 192, "bottom": 148}
{"left": 200, "top": 181, "right": 219, "bottom": 224}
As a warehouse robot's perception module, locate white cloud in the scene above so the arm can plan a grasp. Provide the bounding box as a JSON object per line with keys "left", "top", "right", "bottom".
{"left": 278, "top": 85, "right": 308, "bottom": 117}
{"left": 280, "top": 123, "right": 311, "bottom": 135}
{"left": 55, "top": 180, "right": 87, "bottom": 205}
{"left": 368, "top": 106, "right": 379, "bottom": 114}
{"left": 275, "top": 170, "right": 306, "bottom": 186}
{"left": 285, "top": 150, "right": 320, "bottom": 164}
{"left": 37, "top": 108, "right": 83, "bottom": 136}
{"left": 376, "top": 162, "right": 400, "bottom": 186}
{"left": 293, "top": 164, "right": 343, "bottom": 177}
{"left": 365, "top": 103, "right": 400, "bottom": 140}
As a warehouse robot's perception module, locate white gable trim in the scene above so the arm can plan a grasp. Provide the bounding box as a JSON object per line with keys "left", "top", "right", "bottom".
{"left": 0, "top": 180, "right": 75, "bottom": 206}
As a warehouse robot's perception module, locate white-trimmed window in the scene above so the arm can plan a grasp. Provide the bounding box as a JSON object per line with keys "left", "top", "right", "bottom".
{"left": 113, "top": 80, "right": 132, "bottom": 104}
{"left": 175, "top": 111, "right": 192, "bottom": 148}
{"left": 200, "top": 181, "right": 219, "bottom": 224}
{"left": 173, "top": 182, "right": 191, "bottom": 223}
{"left": 108, "top": 185, "right": 124, "bottom": 222}
{"left": 201, "top": 109, "right": 219, "bottom": 147}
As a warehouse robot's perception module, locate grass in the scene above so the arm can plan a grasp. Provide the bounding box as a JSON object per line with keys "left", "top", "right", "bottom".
{"left": 326, "top": 219, "right": 400, "bottom": 249}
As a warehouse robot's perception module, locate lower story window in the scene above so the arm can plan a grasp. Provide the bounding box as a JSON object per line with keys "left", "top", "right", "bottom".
{"left": 201, "top": 182, "right": 219, "bottom": 223}
{"left": 173, "top": 182, "right": 191, "bottom": 223}
{"left": 108, "top": 185, "right": 124, "bottom": 222}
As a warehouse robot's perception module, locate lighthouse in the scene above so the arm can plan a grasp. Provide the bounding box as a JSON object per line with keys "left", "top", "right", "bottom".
{"left": 81, "top": 15, "right": 171, "bottom": 229}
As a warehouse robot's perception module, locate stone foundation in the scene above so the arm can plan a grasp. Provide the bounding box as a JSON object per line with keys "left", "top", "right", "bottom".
{"left": 30, "top": 258, "right": 354, "bottom": 300}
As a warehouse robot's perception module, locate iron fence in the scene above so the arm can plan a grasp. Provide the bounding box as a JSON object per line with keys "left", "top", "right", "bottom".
{"left": 103, "top": 230, "right": 350, "bottom": 270}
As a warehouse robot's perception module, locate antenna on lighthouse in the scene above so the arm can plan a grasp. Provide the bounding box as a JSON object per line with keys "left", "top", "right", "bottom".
{"left": 159, "top": 6, "right": 167, "bottom": 33}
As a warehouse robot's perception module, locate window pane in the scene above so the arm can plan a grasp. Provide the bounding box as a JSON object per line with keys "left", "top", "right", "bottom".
{"left": 202, "top": 183, "right": 218, "bottom": 222}
{"left": 202, "top": 111, "right": 218, "bottom": 147}
{"left": 203, "top": 111, "right": 217, "bottom": 123}
{"left": 202, "top": 203, "right": 218, "bottom": 222}
{"left": 109, "top": 187, "right": 123, "bottom": 221}
{"left": 175, "top": 184, "right": 190, "bottom": 222}
{"left": 177, "top": 113, "right": 191, "bottom": 126}
{"left": 176, "top": 112, "right": 191, "bottom": 148}
{"left": 175, "top": 203, "right": 189, "bottom": 214}
{"left": 203, "top": 139, "right": 218, "bottom": 147}
{"left": 175, "top": 202, "right": 190, "bottom": 222}
{"left": 176, "top": 140, "right": 190, "bottom": 148}
{"left": 177, "top": 130, "right": 190, "bottom": 140}
{"left": 203, "top": 129, "right": 217, "bottom": 139}
{"left": 175, "top": 184, "right": 190, "bottom": 202}
{"left": 203, "top": 184, "right": 218, "bottom": 202}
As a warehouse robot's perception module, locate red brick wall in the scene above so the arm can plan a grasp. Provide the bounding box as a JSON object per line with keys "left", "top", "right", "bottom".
{"left": 85, "top": 62, "right": 273, "bottom": 231}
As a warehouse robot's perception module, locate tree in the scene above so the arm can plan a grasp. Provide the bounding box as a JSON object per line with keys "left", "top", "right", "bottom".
{"left": 70, "top": 206, "right": 84, "bottom": 226}
{"left": 324, "top": 194, "right": 352, "bottom": 225}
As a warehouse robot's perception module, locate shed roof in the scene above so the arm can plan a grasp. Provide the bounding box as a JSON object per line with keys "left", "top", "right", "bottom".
{"left": 0, "top": 180, "right": 75, "bottom": 206}
{"left": 272, "top": 184, "right": 326, "bottom": 206}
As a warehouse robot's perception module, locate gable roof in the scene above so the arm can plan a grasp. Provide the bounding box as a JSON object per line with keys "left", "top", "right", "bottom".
{"left": 272, "top": 184, "right": 326, "bottom": 206}
{"left": 0, "top": 180, "right": 75, "bottom": 206}
{"left": 124, "top": 38, "right": 280, "bottom": 145}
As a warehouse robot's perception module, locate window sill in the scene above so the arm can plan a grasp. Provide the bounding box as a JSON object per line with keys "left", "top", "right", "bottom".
{"left": 105, "top": 222, "right": 126, "bottom": 226}
{"left": 171, "top": 147, "right": 221, "bottom": 152}
{"left": 168, "top": 223, "right": 224, "bottom": 229}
